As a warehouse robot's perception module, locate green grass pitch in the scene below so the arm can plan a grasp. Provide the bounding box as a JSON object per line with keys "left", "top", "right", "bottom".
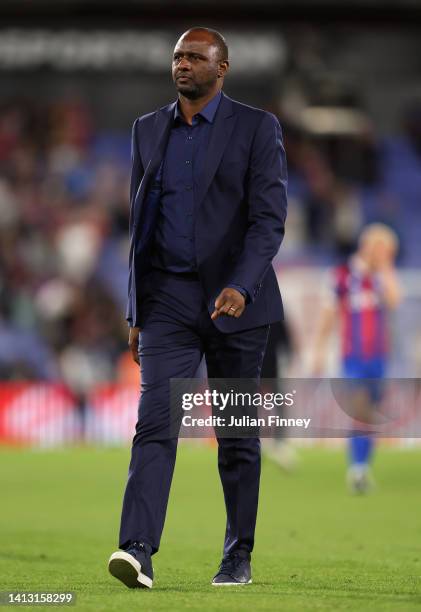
{"left": 1, "top": 444, "right": 420, "bottom": 611}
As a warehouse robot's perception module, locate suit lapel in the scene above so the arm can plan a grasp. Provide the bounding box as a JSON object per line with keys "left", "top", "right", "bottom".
{"left": 134, "top": 102, "right": 176, "bottom": 210}
{"left": 195, "top": 93, "right": 236, "bottom": 207}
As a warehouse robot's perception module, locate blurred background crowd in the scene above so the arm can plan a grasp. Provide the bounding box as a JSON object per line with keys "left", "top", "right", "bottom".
{"left": 0, "top": 97, "right": 132, "bottom": 391}
{"left": 1, "top": 0, "right": 421, "bottom": 399}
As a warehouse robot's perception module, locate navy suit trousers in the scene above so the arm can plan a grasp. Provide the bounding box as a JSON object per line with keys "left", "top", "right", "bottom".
{"left": 119, "top": 269, "right": 269, "bottom": 556}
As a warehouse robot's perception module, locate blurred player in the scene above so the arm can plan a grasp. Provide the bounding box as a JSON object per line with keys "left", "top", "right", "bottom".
{"left": 261, "top": 319, "right": 297, "bottom": 470}
{"left": 313, "top": 224, "right": 401, "bottom": 493}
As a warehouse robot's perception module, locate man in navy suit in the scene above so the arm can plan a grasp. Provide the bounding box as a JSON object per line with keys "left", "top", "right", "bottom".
{"left": 108, "top": 27, "right": 288, "bottom": 589}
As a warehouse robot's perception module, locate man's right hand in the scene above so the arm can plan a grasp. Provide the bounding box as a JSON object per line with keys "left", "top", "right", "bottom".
{"left": 128, "top": 326, "right": 141, "bottom": 365}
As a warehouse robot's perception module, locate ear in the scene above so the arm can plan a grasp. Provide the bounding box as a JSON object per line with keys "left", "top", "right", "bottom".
{"left": 217, "top": 60, "right": 229, "bottom": 78}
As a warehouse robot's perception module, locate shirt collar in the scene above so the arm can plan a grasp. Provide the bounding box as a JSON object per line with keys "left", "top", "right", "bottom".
{"left": 174, "top": 91, "right": 222, "bottom": 124}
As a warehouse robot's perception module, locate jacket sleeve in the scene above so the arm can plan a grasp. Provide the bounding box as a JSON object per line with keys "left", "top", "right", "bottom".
{"left": 126, "top": 118, "right": 145, "bottom": 326}
{"left": 228, "top": 112, "right": 288, "bottom": 302}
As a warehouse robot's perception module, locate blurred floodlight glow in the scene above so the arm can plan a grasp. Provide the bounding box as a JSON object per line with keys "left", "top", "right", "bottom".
{"left": 300, "top": 106, "right": 372, "bottom": 135}
{"left": 0, "top": 29, "right": 286, "bottom": 72}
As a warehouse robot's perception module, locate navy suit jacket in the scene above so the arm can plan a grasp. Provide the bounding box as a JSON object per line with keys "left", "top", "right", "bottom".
{"left": 126, "top": 91, "right": 288, "bottom": 333}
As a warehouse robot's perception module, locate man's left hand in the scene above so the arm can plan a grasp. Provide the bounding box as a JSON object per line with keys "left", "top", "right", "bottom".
{"left": 211, "top": 288, "right": 246, "bottom": 320}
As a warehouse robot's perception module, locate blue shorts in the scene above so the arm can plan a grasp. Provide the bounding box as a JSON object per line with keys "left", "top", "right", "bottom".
{"left": 342, "top": 356, "right": 386, "bottom": 404}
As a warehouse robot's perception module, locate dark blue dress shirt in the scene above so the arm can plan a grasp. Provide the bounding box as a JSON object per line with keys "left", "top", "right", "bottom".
{"left": 150, "top": 91, "right": 248, "bottom": 301}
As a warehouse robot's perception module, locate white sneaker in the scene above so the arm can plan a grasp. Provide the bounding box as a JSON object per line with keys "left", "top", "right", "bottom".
{"left": 347, "top": 464, "right": 374, "bottom": 494}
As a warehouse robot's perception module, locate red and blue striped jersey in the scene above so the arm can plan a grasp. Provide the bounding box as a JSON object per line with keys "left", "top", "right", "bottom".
{"left": 332, "top": 257, "right": 388, "bottom": 361}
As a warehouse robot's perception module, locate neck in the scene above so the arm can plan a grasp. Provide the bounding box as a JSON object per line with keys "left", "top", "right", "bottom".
{"left": 355, "top": 252, "right": 372, "bottom": 272}
{"left": 178, "top": 88, "right": 221, "bottom": 125}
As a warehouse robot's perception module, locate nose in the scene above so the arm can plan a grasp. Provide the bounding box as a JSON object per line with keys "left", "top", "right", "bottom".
{"left": 177, "top": 57, "right": 191, "bottom": 71}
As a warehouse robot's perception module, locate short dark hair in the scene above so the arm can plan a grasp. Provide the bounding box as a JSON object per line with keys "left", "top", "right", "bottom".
{"left": 184, "top": 27, "right": 229, "bottom": 61}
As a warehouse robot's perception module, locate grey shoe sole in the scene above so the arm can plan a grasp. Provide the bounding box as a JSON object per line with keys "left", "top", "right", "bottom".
{"left": 212, "top": 579, "right": 252, "bottom": 586}
{"left": 108, "top": 551, "right": 153, "bottom": 589}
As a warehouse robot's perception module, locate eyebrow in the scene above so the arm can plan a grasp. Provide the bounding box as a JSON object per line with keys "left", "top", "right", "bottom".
{"left": 173, "top": 50, "right": 208, "bottom": 59}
